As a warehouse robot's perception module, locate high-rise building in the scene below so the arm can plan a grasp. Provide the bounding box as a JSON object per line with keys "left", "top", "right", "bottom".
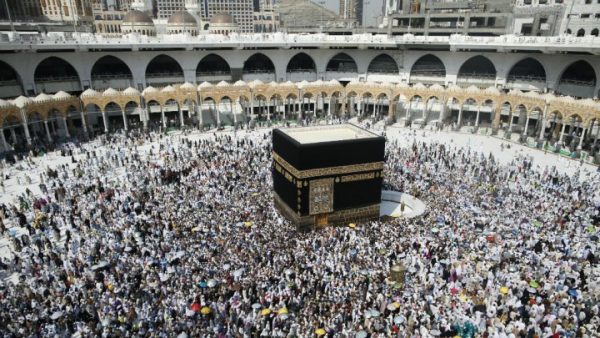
{"left": 155, "top": 0, "right": 185, "bottom": 19}
{"left": 339, "top": 0, "right": 362, "bottom": 26}
{"left": 512, "top": 0, "right": 565, "bottom": 36}
{"left": 202, "top": 0, "right": 255, "bottom": 33}
{"left": 559, "top": 0, "right": 600, "bottom": 36}
{"left": 40, "top": 0, "right": 94, "bottom": 23}
{"left": 115, "top": 0, "right": 135, "bottom": 10}
{"left": 253, "top": 0, "right": 278, "bottom": 32}
{"left": 0, "top": 0, "right": 43, "bottom": 20}
{"left": 385, "top": 0, "right": 512, "bottom": 36}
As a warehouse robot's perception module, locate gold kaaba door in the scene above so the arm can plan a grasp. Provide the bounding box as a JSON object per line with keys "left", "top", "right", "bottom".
{"left": 310, "top": 178, "right": 334, "bottom": 226}
{"left": 315, "top": 213, "right": 329, "bottom": 227}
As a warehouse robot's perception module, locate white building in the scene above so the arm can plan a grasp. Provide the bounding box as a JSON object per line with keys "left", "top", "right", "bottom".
{"left": 155, "top": 0, "right": 186, "bottom": 19}
{"left": 561, "top": 0, "right": 600, "bottom": 36}
{"left": 514, "top": 0, "right": 600, "bottom": 36}
{"left": 202, "top": 0, "right": 255, "bottom": 33}
{"left": 40, "top": 0, "right": 94, "bottom": 23}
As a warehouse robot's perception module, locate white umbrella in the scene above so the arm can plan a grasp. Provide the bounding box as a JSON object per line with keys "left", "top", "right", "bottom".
{"left": 91, "top": 261, "right": 110, "bottom": 271}
{"left": 233, "top": 268, "right": 245, "bottom": 277}
{"left": 355, "top": 331, "right": 367, "bottom": 338}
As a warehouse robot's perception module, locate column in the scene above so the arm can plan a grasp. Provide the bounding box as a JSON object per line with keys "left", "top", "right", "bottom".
{"left": 578, "top": 127, "right": 586, "bottom": 149}
{"left": 266, "top": 99, "right": 271, "bottom": 121}
{"left": 439, "top": 99, "right": 446, "bottom": 122}
{"left": 142, "top": 109, "right": 149, "bottom": 131}
{"left": 10, "top": 128, "right": 17, "bottom": 144}
{"left": 62, "top": 117, "right": 70, "bottom": 138}
{"left": 122, "top": 110, "right": 128, "bottom": 131}
{"left": 44, "top": 120, "right": 52, "bottom": 142}
{"left": 523, "top": 115, "right": 529, "bottom": 136}
{"left": 160, "top": 107, "right": 166, "bottom": 128}
{"left": 250, "top": 95, "right": 256, "bottom": 121}
{"left": 313, "top": 96, "right": 317, "bottom": 118}
{"left": 23, "top": 121, "right": 32, "bottom": 145}
{"left": 80, "top": 110, "right": 88, "bottom": 136}
{"left": 457, "top": 105, "right": 463, "bottom": 128}
{"left": 559, "top": 122, "right": 567, "bottom": 144}
{"left": 358, "top": 97, "right": 365, "bottom": 116}
{"left": 508, "top": 109, "right": 514, "bottom": 130}
{"left": 102, "top": 111, "right": 109, "bottom": 133}
{"left": 232, "top": 100, "right": 237, "bottom": 125}
{"left": 0, "top": 130, "right": 8, "bottom": 151}
{"left": 422, "top": 101, "right": 427, "bottom": 120}
{"left": 328, "top": 97, "right": 332, "bottom": 116}
{"left": 538, "top": 104, "right": 547, "bottom": 140}
{"left": 197, "top": 103, "right": 203, "bottom": 127}
{"left": 475, "top": 105, "right": 481, "bottom": 127}
{"left": 178, "top": 106, "right": 184, "bottom": 127}
{"left": 215, "top": 102, "right": 221, "bottom": 125}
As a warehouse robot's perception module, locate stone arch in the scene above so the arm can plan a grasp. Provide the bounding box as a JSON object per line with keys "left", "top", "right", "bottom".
{"left": 592, "top": 28, "right": 599, "bottom": 37}
{"left": 145, "top": 54, "right": 184, "bottom": 83}
{"left": 367, "top": 54, "right": 399, "bottom": 74}
{"left": 565, "top": 113, "right": 584, "bottom": 123}
{"left": 243, "top": 53, "right": 275, "bottom": 74}
{"left": 457, "top": 55, "right": 496, "bottom": 83}
{"left": 326, "top": 53, "right": 358, "bottom": 73}
{"left": 506, "top": 57, "right": 546, "bottom": 84}
{"left": 577, "top": 28, "right": 585, "bottom": 37}
{"left": 0, "top": 60, "right": 24, "bottom": 97}
{"left": 124, "top": 101, "right": 139, "bottom": 114}
{"left": 2, "top": 111, "right": 23, "bottom": 126}
{"left": 556, "top": 60, "right": 597, "bottom": 97}
{"left": 84, "top": 103, "right": 102, "bottom": 113}
{"left": 409, "top": 54, "right": 446, "bottom": 84}
{"left": 91, "top": 55, "right": 133, "bottom": 88}
{"left": 103, "top": 101, "right": 123, "bottom": 113}
{"left": 286, "top": 53, "right": 316, "bottom": 73}
{"left": 197, "top": 54, "right": 231, "bottom": 78}
{"left": 34, "top": 56, "right": 81, "bottom": 93}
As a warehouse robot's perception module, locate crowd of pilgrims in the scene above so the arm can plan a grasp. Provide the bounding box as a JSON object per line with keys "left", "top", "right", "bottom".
{"left": 0, "top": 127, "right": 598, "bottom": 338}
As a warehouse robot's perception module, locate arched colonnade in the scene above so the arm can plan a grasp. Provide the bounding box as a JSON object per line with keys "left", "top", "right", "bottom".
{"left": 1, "top": 80, "right": 600, "bottom": 151}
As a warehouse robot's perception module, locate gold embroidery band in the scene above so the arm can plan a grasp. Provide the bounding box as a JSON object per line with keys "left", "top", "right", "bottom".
{"left": 341, "top": 172, "right": 375, "bottom": 182}
{"left": 273, "top": 152, "right": 384, "bottom": 179}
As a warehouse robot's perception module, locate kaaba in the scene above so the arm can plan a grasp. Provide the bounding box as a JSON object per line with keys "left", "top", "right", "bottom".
{"left": 272, "top": 124, "right": 385, "bottom": 229}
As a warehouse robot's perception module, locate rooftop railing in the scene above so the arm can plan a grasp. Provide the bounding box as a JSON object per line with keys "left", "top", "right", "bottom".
{"left": 0, "top": 32, "right": 599, "bottom": 51}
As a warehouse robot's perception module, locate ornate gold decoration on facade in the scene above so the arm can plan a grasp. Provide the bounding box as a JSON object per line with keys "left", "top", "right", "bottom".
{"left": 309, "top": 178, "right": 334, "bottom": 215}
{"left": 272, "top": 152, "right": 385, "bottom": 179}
{"left": 2, "top": 80, "right": 600, "bottom": 129}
